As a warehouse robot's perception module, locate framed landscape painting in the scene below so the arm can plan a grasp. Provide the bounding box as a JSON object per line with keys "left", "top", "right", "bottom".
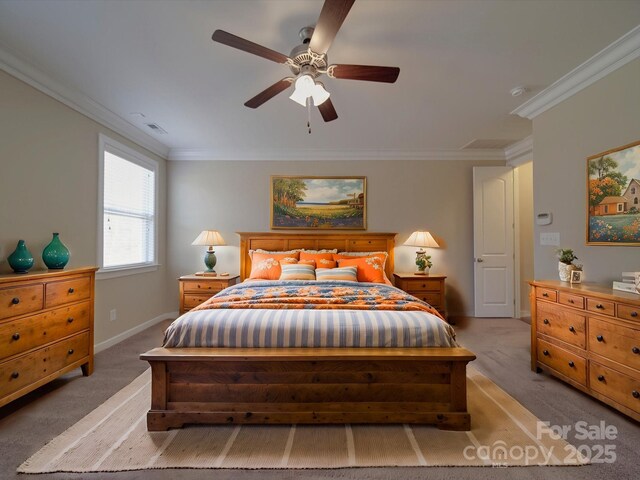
{"left": 587, "top": 140, "right": 640, "bottom": 245}
{"left": 271, "top": 176, "right": 367, "bottom": 229}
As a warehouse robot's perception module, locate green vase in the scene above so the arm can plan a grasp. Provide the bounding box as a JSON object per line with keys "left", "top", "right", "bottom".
{"left": 7, "top": 240, "right": 34, "bottom": 273}
{"left": 42, "top": 233, "right": 70, "bottom": 270}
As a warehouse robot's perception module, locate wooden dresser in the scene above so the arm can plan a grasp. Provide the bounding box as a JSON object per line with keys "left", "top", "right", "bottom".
{"left": 530, "top": 280, "right": 640, "bottom": 421}
{"left": 179, "top": 274, "right": 239, "bottom": 315}
{"left": 0, "top": 267, "right": 96, "bottom": 408}
{"left": 393, "top": 273, "right": 447, "bottom": 320}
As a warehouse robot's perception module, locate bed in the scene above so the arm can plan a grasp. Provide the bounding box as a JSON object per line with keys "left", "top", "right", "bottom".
{"left": 141, "top": 232, "right": 476, "bottom": 431}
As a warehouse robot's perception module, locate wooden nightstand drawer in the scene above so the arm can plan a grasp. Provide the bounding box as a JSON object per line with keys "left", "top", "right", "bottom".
{"left": 393, "top": 273, "right": 446, "bottom": 321}
{"left": 45, "top": 276, "right": 91, "bottom": 308}
{"left": 179, "top": 274, "right": 239, "bottom": 314}
{"left": 413, "top": 292, "right": 442, "bottom": 306}
{"left": 589, "top": 317, "right": 640, "bottom": 370}
{"left": 536, "top": 302, "right": 586, "bottom": 349}
{"left": 537, "top": 339, "right": 586, "bottom": 386}
{"left": 558, "top": 292, "right": 585, "bottom": 309}
{"left": 590, "top": 362, "right": 640, "bottom": 414}
{"left": 0, "top": 284, "right": 43, "bottom": 320}
{"left": 536, "top": 288, "right": 557, "bottom": 302}
{"left": 182, "top": 280, "right": 226, "bottom": 294}
{"left": 403, "top": 279, "right": 441, "bottom": 292}
{"left": 586, "top": 298, "right": 615, "bottom": 317}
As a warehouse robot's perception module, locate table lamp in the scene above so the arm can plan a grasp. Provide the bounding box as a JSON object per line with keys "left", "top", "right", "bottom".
{"left": 404, "top": 231, "right": 440, "bottom": 275}
{"left": 191, "top": 230, "right": 226, "bottom": 275}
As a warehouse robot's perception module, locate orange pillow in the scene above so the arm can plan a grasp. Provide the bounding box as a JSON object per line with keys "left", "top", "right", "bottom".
{"left": 249, "top": 252, "right": 300, "bottom": 280}
{"left": 316, "top": 258, "right": 337, "bottom": 268}
{"left": 299, "top": 259, "right": 316, "bottom": 267}
{"left": 300, "top": 251, "right": 335, "bottom": 263}
{"left": 333, "top": 252, "right": 388, "bottom": 267}
{"left": 280, "top": 258, "right": 298, "bottom": 265}
{"left": 336, "top": 256, "right": 385, "bottom": 283}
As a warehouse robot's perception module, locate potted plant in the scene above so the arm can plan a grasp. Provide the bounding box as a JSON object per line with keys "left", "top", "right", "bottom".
{"left": 416, "top": 254, "right": 433, "bottom": 274}
{"left": 556, "top": 248, "right": 578, "bottom": 281}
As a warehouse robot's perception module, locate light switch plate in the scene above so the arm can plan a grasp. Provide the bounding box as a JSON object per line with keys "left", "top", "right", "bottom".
{"left": 540, "top": 232, "right": 560, "bottom": 246}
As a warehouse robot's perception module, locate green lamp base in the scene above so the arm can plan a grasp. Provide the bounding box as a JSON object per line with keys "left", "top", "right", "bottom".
{"left": 204, "top": 250, "right": 217, "bottom": 272}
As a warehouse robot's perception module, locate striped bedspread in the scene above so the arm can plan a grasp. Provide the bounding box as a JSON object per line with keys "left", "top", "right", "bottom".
{"left": 163, "top": 280, "right": 458, "bottom": 348}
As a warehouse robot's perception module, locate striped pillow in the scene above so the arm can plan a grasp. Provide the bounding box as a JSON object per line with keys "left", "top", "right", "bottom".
{"left": 279, "top": 263, "right": 316, "bottom": 281}
{"left": 316, "top": 266, "right": 358, "bottom": 282}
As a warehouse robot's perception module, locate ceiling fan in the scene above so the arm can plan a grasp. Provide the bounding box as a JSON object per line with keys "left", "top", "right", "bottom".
{"left": 211, "top": 0, "right": 400, "bottom": 123}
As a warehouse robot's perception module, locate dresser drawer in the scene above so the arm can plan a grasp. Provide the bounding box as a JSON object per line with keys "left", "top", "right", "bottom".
{"left": 0, "top": 332, "right": 89, "bottom": 397}
{"left": 183, "top": 294, "right": 215, "bottom": 310}
{"left": 536, "top": 288, "right": 557, "bottom": 302}
{"left": 403, "top": 279, "right": 441, "bottom": 292}
{"left": 182, "top": 280, "right": 227, "bottom": 294}
{"left": 618, "top": 303, "right": 640, "bottom": 322}
{"left": 536, "top": 302, "right": 586, "bottom": 348}
{"left": 558, "top": 292, "right": 585, "bottom": 310}
{"left": 590, "top": 362, "right": 640, "bottom": 415}
{"left": 45, "top": 276, "right": 91, "bottom": 308}
{"left": 588, "top": 317, "right": 640, "bottom": 370}
{"left": 586, "top": 298, "right": 615, "bottom": 317}
{"left": 0, "top": 301, "right": 91, "bottom": 361}
{"left": 537, "top": 339, "right": 586, "bottom": 386}
{"left": 0, "top": 284, "right": 44, "bottom": 320}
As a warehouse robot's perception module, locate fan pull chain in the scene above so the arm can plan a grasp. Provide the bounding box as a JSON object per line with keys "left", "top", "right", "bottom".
{"left": 307, "top": 98, "right": 311, "bottom": 134}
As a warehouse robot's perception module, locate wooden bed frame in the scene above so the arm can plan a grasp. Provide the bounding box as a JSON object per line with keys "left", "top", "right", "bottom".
{"left": 141, "top": 232, "right": 476, "bottom": 431}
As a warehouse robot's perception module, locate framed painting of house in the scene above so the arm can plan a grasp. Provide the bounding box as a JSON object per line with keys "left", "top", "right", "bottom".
{"left": 587, "top": 140, "right": 640, "bottom": 245}
{"left": 271, "top": 176, "right": 367, "bottom": 229}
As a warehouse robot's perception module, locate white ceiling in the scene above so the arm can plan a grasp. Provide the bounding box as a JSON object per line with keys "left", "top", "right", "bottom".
{"left": 0, "top": 0, "right": 638, "bottom": 160}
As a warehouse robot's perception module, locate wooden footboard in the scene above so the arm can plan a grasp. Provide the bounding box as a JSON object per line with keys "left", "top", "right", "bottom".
{"left": 140, "top": 347, "right": 476, "bottom": 432}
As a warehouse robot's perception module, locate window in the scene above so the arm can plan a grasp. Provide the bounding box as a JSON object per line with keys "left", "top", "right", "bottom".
{"left": 604, "top": 205, "right": 608, "bottom": 213}
{"left": 617, "top": 203, "right": 623, "bottom": 212}
{"left": 635, "top": 198, "right": 639, "bottom": 205}
{"left": 98, "top": 134, "right": 158, "bottom": 277}
{"left": 632, "top": 187, "right": 636, "bottom": 194}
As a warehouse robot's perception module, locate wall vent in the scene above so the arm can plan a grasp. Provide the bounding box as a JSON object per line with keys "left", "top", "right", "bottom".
{"left": 462, "top": 139, "right": 515, "bottom": 149}
{"left": 145, "top": 123, "right": 168, "bottom": 134}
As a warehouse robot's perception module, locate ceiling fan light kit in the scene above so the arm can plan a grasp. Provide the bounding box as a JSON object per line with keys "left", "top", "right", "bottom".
{"left": 211, "top": 0, "right": 399, "bottom": 124}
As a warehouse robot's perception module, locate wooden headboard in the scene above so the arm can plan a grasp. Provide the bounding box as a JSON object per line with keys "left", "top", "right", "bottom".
{"left": 238, "top": 232, "right": 396, "bottom": 281}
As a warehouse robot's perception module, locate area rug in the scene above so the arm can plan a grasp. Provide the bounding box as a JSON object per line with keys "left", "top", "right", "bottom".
{"left": 18, "top": 366, "right": 588, "bottom": 472}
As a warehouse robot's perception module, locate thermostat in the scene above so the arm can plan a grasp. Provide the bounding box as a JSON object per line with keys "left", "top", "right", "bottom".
{"left": 536, "top": 212, "right": 552, "bottom": 226}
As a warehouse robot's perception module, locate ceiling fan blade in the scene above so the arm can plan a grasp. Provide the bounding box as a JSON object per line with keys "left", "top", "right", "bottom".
{"left": 309, "top": 0, "right": 355, "bottom": 55}
{"left": 244, "top": 78, "right": 293, "bottom": 109}
{"left": 212, "top": 30, "right": 291, "bottom": 64}
{"left": 329, "top": 64, "right": 400, "bottom": 83}
{"left": 318, "top": 98, "right": 338, "bottom": 122}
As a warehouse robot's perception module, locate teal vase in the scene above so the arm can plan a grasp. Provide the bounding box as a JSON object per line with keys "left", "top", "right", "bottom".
{"left": 7, "top": 240, "right": 34, "bottom": 274}
{"left": 42, "top": 233, "right": 70, "bottom": 270}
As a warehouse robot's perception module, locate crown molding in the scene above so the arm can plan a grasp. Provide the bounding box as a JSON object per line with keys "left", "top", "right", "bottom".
{"left": 512, "top": 25, "right": 640, "bottom": 120}
{"left": 168, "top": 147, "right": 507, "bottom": 162}
{"left": 505, "top": 136, "right": 533, "bottom": 166}
{"left": 0, "top": 45, "right": 170, "bottom": 159}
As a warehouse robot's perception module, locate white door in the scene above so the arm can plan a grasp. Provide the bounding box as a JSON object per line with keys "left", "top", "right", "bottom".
{"left": 473, "top": 167, "right": 514, "bottom": 317}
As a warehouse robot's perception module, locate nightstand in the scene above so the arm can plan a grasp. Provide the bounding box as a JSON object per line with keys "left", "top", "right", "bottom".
{"left": 393, "top": 273, "right": 447, "bottom": 321}
{"left": 179, "top": 274, "right": 240, "bottom": 314}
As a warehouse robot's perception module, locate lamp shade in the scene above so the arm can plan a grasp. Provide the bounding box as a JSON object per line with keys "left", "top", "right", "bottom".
{"left": 404, "top": 231, "right": 439, "bottom": 248}
{"left": 191, "top": 230, "right": 226, "bottom": 247}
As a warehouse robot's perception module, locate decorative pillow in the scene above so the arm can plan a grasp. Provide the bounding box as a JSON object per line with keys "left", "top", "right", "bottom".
{"left": 249, "top": 251, "right": 301, "bottom": 280}
{"left": 300, "top": 251, "right": 336, "bottom": 264}
{"left": 317, "top": 258, "right": 337, "bottom": 269}
{"left": 299, "top": 259, "right": 316, "bottom": 267}
{"left": 249, "top": 249, "right": 301, "bottom": 261}
{"left": 334, "top": 251, "right": 388, "bottom": 267}
{"left": 301, "top": 249, "right": 338, "bottom": 254}
{"left": 280, "top": 258, "right": 298, "bottom": 265}
{"left": 336, "top": 256, "right": 385, "bottom": 283}
{"left": 316, "top": 266, "right": 358, "bottom": 282}
{"left": 279, "top": 263, "right": 316, "bottom": 281}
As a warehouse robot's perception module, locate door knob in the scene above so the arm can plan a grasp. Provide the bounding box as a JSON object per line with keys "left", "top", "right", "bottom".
{"left": 476, "top": 258, "right": 484, "bottom": 263}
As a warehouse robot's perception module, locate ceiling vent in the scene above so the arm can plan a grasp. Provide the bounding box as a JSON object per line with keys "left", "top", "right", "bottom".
{"left": 145, "top": 123, "right": 168, "bottom": 134}
{"left": 462, "top": 139, "right": 515, "bottom": 150}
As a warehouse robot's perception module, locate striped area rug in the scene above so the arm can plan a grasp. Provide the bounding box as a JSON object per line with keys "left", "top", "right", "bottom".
{"left": 18, "top": 367, "right": 588, "bottom": 472}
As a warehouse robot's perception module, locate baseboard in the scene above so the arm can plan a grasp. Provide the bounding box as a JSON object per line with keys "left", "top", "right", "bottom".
{"left": 94, "top": 311, "right": 178, "bottom": 353}
{"left": 520, "top": 309, "right": 531, "bottom": 319}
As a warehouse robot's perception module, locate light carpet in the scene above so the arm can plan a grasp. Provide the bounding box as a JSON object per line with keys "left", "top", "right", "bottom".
{"left": 18, "top": 366, "right": 589, "bottom": 472}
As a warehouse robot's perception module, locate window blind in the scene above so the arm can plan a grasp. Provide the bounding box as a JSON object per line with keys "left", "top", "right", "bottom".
{"left": 103, "top": 151, "right": 155, "bottom": 268}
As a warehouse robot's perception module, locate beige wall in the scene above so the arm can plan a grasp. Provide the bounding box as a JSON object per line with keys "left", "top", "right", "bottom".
{"left": 532, "top": 59, "right": 640, "bottom": 282}
{"left": 515, "top": 161, "right": 534, "bottom": 316}
{"left": 0, "top": 71, "right": 174, "bottom": 346}
{"left": 167, "top": 159, "right": 504, "bottom": 316}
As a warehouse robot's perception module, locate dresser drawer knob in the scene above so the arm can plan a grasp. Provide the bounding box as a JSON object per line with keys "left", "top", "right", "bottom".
{"left": 633, "top": 391, "right": 640, "bottom": 399}
{"left": 11, "top": 297, "right": 20, "bottom": 305}
{"left": 68, "top": 349, "right": 74, "bottom": 355}
{"left": 595, "top": 304, "right": 604, "bottom": 309}
{"left": 632, "top": 347, "right": 640, "bottom": 354}
{"left": 11, "top": 372, "right": 19, "bottom": 379}
{"left": 68, "top": 287, "right": 75, "bottom": 293}
{"left": 12, "top": 333, "right": 20, "bottom": 341}
{"left": 631, "top": 312, "right": 638, "bottom": 318}
{"left": 543, "top": 319, "right": 550, "bottom": 325}
{"left": 569, "top": 326, "right": 575, "bottom": 333}
{"left": 568, "top": 361, "right": 575, "bottom": 368}
{"left": 67, "top": 317, "right": 74, "bottom": 323}
{"left": 596, "top": 335, "right": 604, "bottom": 342}
{"left": 421, "top": 284, "right": 426, "bottom": 288}
{"left": 597, "top": 375, "right": 605, "bottom": 382}
{"left": 568, "top": 299, "right": 574, "bottom": 304}
{"left": 542, "top": 293, "right": 549, "bottom": 297}
{"left": 542, "top": 350, "right": 549, "bottom": 356}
